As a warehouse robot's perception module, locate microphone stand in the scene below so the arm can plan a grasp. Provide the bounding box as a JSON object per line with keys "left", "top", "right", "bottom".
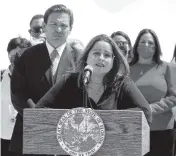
{"left": 83, "top": 83, "right": 88, "bottom": 108}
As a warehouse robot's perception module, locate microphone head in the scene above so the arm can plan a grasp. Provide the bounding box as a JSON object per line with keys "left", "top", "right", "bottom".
{"left": 83, "top": 65, "right": 93, "bottom": 85}
{"left": 84, "top": 65, "right": 93, "bottom": 73}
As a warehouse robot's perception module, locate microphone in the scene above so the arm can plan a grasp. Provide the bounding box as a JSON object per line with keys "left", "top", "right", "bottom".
{"left": 83, "top": 65, "right": 93, "bottom": 85}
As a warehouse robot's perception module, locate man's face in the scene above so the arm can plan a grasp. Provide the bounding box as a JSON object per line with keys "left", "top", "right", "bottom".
{"left": 29, "top": 18, "right": 45, "bottom": 39}
{"left": 44, "top": 12, "right": 71, "bottom": 48}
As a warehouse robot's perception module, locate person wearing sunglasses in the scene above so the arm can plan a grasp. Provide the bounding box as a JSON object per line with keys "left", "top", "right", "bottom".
{"left": 28, "top": 14, "right": 46, "bottom": 45}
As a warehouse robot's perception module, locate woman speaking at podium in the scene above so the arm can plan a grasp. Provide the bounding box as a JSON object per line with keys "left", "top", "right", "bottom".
{"left": 35, "top": 34, "right": 152, "bottom": 124}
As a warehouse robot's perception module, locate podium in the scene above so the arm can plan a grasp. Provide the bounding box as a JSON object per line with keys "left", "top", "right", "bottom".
{"left": 23, "top": 109, "right": 150, "bottom": 156}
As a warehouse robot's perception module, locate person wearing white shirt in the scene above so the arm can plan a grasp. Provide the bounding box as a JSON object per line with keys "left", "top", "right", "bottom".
{"left": 1, "top": 37, "right": 31, "bottom": 156}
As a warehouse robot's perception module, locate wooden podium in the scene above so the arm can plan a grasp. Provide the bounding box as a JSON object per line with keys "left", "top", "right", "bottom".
{"left": 23, "top": 109, "right": 150, "bottom": 156}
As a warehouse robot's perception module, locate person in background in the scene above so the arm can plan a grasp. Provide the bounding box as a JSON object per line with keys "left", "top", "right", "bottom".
{"left": 130, "top": 28, "right": 176, "bottom": 156}
{"left": 35, "top": 34, "right": 152, "bottom": 125}
{"left": 10, "top": 4, "right": 83, "bottom": 156}
{"left": 170, "top": 44, "right": 176, "bottom": 156}
{"left": 1, "top": 37, "right": 31, "bottom": 156}
{"left": 111, "top": 31, "right": 133, "bottom": 63}
{"left": 28, "top": 14, "right": 45, "bottom": 45}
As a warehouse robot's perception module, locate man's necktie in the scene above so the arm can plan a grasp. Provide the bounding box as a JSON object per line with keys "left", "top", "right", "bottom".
{"left": 50, "top": 49, "right": 59, "bottom": 82}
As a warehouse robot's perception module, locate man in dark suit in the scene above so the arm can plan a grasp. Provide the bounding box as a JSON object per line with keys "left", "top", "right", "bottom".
{"left": 10, "top": 4, "right": 83, "bottom": 156}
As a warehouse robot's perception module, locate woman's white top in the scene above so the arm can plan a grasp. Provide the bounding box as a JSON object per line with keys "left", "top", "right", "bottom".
{"left": 1, "top": 69, "right": 17, "bottom": 140}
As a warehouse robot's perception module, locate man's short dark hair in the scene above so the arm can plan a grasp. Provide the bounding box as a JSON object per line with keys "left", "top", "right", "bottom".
{"left": 30, "top": 14, "right": 44, "bottom": 27}
{"left": 44, "top": 4, "right": 74, "bottom": 30}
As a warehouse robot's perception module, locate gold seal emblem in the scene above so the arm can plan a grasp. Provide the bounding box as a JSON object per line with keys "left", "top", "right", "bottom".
{"left": 56, "top": 107, "right": 105, "bottom": 156}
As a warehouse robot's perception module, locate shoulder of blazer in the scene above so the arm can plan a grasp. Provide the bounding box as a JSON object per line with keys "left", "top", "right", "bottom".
{"left": 65, "top": 43, "right": 73, "bottom": 53}
{"left": 65, "top": 44, "right": 76, "bottom": 60}
{"left": 20, "top": 42, "right": 49, "bottom": 61}
{"left": 66, "top": 43, "right": 84, "bottom": 62}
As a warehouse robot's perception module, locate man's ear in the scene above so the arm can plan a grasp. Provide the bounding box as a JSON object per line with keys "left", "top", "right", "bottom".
{"left": 68, "top": 26, "right": 72, "bottom": 35}
{"left": 68, "top": 30, "right": 72, "bottom": 36}
{"left": 42, "top": 23, "right": 46, "bottom": 33}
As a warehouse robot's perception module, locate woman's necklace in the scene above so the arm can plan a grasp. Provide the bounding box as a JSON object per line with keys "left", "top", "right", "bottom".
{"left": 139, "top": 70, "right": 144, "bottom": 76}
{"left": 137, "top": 62, "right": 155, "bottom": 76}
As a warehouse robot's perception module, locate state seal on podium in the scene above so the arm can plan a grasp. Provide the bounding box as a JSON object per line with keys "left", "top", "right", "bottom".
{"left": 56, "top": 107, "right": 105, "bottom": 156}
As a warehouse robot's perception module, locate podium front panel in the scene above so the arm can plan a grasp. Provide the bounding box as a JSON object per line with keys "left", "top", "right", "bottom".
{"left": 23, "top": 109, "right": 149, "bottom": 156}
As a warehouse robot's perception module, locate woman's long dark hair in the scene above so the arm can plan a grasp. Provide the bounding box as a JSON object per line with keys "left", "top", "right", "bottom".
{"left": 130, "top": 29, "right": 163, "bottom": 66}
{"left": 171, "top": 44, "right": 176, "bottom": 63}
{"left": 76, "top": 34, "right": 130, "bottom": 90}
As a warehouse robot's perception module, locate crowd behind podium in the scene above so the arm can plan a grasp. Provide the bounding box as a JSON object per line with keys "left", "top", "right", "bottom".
{"left": 1, "top": 3, "right": 176, "bottom": 156}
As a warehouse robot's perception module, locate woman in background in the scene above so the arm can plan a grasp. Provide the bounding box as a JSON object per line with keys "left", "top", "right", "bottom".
{"left": 35, "top": 34, "right": 152, "bottom": 124}
{"left": 171, "top": 44, "right": 176, "bottom": 156}
{"left": 111, "top": 31, "right": 133, "bottom": 63}
{"left": 1, "top": 37, "right": 31, "bottom": 156}
{"left": 130, "top": 29, "right": 176, "bottom": 156}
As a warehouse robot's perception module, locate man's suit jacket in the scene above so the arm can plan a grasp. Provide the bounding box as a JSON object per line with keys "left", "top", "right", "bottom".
{"left": 10, "top": 42, "right": 83, "bottom": 153}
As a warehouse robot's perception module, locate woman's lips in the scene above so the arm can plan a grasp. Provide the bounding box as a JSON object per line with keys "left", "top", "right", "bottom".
{"left": 95, "top": 63, "right": 104, "bottom": 67}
